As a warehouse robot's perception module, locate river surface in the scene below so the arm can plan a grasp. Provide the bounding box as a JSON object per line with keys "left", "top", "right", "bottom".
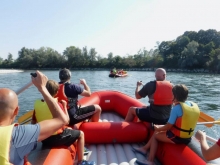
{"left": 0, "top": 70, "right": 220, "bottom": 139}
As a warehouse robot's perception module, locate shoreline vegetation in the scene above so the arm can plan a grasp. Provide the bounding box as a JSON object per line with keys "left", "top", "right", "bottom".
{"left": 1, "top": 29, "right": 220, "bottom": 74}
{"left": 0, "top": 68, "right": 218, "bottom": 74}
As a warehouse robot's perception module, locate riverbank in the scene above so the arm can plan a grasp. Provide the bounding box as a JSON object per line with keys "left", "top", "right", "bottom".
{"left": 0, "top": 68, "right": 219, "bottom": 74}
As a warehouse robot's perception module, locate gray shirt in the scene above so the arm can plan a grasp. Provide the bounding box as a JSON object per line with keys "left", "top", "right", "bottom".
{"left": 10, "top": 124, "right": 40, "bottom": 165}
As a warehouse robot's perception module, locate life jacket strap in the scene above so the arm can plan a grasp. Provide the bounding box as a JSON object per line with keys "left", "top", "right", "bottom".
{"left": 173, "top": 125, "right": 194, "bottom": 135}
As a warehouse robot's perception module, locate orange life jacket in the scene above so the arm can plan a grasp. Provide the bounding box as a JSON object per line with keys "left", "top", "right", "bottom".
{"left": 55, "top": 84, "right": 78, "bottom": 110}
{"left": 55, "top": 84, "right": 69, "bottom": 109}
{"left": 151, "top": 81, "right": 173, "bottom": 105}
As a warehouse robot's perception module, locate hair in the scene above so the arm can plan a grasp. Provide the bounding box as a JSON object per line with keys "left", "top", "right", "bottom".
{"left": 46, "top": 80, "right": 59, "bottom": 97}
{"left": 59, "top": 68, "right": 71, "bottom": 81}
{"left": 172, "top": 84, "right": 188, "bottom": 102}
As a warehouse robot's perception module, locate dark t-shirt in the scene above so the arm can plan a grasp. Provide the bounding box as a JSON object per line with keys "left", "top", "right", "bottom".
{"left": 63, "top": 82, "right": 83, "bottom": 98}
{"left": 59, "top": 82, "right": 83, "bottom": 116}
{"left": 138, "top": 80, "right": 172, "bottom": 120}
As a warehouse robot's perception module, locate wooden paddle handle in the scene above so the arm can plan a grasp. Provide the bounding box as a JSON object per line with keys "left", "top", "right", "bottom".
{"left": 15, "top": 72, "right": 37, "bottom": 95}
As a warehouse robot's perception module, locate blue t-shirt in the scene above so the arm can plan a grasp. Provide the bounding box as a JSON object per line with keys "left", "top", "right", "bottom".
{"left": 168, "top": 101, "right": 192, "bottom": 124}
{"left": 9, "top": 124, "right": 40, "bottom": 165}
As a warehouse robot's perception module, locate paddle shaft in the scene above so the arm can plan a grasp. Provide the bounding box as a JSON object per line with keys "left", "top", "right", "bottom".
{"left": 15, "top": 81, "right": 33, "bottom": 95}
{"left": 197, "top": 121, "right": 220, "bottom": 125}
{"left": 206, "top": 135, "right": 217, "bottom": 143}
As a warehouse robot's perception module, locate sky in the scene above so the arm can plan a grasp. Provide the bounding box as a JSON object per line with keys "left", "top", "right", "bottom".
{"left": 1, "top": 0, "right": 220, "bottom": 60}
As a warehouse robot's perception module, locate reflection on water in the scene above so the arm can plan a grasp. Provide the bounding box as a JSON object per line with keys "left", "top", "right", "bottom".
{"left": 0, "top": 70, "right": 220, "bottom": 138}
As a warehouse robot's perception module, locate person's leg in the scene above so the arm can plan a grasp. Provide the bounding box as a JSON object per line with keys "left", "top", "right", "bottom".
{"left": 71, "top": 105, "right": 99, "bottom": 125}
{"left": 89, "top": 104, "right": 101, "bottom": 122}
{"left": 77, "top": 131, "right": 84, "bottom": 162}
{"left": 133, "top": 131, "right": 157, "bottom": 155}
{"left": 148, "top": 131, "right": 174, "bottom": 162}
{"left": 125, "top": 106, "right": 137, "bottom": 121}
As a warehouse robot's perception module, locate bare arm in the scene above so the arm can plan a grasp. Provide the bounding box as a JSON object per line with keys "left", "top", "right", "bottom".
{"left": 195, "top": 130, "right": 220, "bottom": 161}
{"left": 135, "top": 81, "right": 143, "bottom": 99}
{"left": 32, "top": 71, "right": 69, "bottom": 141}
{"left": 60, "top": 100, "right": 70, "bottom": 123}
{"left": 154, "top": 123, "right": 173, "bottom": 132}
{"left": 79, "top": 79, "right": 91, "bottom": 97}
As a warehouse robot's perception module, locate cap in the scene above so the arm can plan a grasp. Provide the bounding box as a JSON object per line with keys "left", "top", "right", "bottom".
{"left": 59, "top": 68, "right": 71, "bottom": 81}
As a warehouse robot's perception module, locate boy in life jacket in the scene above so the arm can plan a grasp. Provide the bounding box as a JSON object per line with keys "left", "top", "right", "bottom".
{"left": 0, "top": 71, "right": 69, "bottom": 165}
{"left": 133, "top": 84, "right": 200, "bottom": 165}
{"left": 56, "top": 68, "right": 101, "bottom": 126}
{"left": 32, "top": 80, "right": 95, "bottom": 165}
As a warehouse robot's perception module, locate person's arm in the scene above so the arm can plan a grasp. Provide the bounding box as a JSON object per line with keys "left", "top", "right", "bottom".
{"left": 59, "top": 100, "right": 70, "bottom": 123}
{"left": 32, "top": 71, "right": 69, "bottom": 141}
{"left": 195, "top": 130, "right": 220, "bottom": 161}
{"left": 154, "top": 123, "right": 173, "bottom": 132}
{"left": 79, "top": 79, "right": 91, "bottom": 97}
{"left": 135, "top": 81, "right": 143, "bottom": 99}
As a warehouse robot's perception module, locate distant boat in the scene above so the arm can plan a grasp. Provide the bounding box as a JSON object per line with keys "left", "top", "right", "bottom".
{"left": 109, "top": 70, "right": 128, "bottom": 78}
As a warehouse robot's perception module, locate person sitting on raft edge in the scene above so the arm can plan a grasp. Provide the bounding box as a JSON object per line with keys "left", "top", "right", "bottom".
{"left": 55, "top": 68, "right": 101, "bottom": 126}
{"left": 124, "top": 68, "right": 173, "bottom": 125}
{"left": 133, "top": 84, "right": 200, "bottom": 165}
{"left": 31, "top": 79, "right": 95, "bottom": 165}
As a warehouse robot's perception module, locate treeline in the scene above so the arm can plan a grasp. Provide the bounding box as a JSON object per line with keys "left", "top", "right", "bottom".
{"left": 0, "top": 29, "right": 220, "bottom": 73}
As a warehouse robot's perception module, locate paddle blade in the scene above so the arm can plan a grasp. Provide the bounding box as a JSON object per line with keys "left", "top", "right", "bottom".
{"left": 198, "top": 111, "right": 214, "bottom": 127}
{"left": 18, "top": 110, "right": 34, "bottom": 125}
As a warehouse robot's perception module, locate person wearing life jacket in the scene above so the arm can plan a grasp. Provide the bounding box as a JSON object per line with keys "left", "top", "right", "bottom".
{"left": 0, "top": 71, "right": 69, "bottom": 165}
{"left": 32, "top": 80, "right": 95, "bottom": 165}
{"left": 125, "top": 68, "right": 173, "bottom": 124}
{"left": 55, "top": 68, "right": 101, "bottom": 126}
{"left": 133, "top": 84, "right": 200, "bottom": 165}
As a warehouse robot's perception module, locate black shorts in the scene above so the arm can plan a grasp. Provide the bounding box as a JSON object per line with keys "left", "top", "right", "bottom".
{"left": 136, "top": 107, "right": 168, "bottom": 124}
{"left": 42, "top": 128, "right": 80, "bottom": 147}
{"left": 166, "top": 130, "right": 191, "bottom": 144}
{"left": 69, "top": 105, "right": 96, "bottom": 125}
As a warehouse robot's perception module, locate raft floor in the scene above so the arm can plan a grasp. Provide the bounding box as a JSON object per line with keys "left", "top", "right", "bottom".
{"left": 75, "top": 111, "right": 161, "bottom": 165}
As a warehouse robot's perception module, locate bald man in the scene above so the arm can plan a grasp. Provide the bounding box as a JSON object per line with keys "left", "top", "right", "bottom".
{"left": 0, "top": 71, "right": 69, "bottom": 165}
{"left": 125, "top": 68, "right": 173, "bottom": 124}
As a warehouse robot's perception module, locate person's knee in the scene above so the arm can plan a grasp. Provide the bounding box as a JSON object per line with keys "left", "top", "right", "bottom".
{"left": 79, "top": 130, "right": 84, "bottom": 138}
{"left": 94, "top": 104, "right": 101, "bottom": 112}
{"left": 129, "top": 107, "right": 137, "bottom": 114}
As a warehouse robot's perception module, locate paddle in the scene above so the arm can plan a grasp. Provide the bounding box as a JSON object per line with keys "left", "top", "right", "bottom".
{"left": 16, "top": 73, "right": 37, "bottom": 124}
{"left": 198, "top": 111, "right": 215, "bottom": 127}
{"left": 197, "top": 119, "right": 220, "bottom": 127}
{"left": 206, "top": 135, "right": 217, "bottom": 143}
{"left": 15, "top": 73, "right": 36, "bottom": 95}
{"left": 18, "top": 110, "right": 34, "bottom": 125}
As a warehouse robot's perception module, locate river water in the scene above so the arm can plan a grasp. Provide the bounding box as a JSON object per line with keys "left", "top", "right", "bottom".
{"left": 0, "top": 70, "right": 220, "bottom": 139}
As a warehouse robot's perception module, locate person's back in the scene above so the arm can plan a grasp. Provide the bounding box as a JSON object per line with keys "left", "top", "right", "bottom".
{"left": 140, "top": 80, "right": 173, "bottom": 121}
{"left": 125, "top": 68, "right": 173, "bottom": 124}
{"left": 0, "top": 71, "right": 69, "bottom": 165}
{"left": 55, "top": 68, "right": 101, "bottom": 126}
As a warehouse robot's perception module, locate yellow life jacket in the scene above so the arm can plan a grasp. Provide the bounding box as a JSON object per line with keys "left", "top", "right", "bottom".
{"left": 0, "top": 124, "right": 15, "bottom": 165}
{"left": 170, "top": 101, "right": 200, "bottom": 138}
{"left": 34, "top": 98, "right": 63, "bottom": 135}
